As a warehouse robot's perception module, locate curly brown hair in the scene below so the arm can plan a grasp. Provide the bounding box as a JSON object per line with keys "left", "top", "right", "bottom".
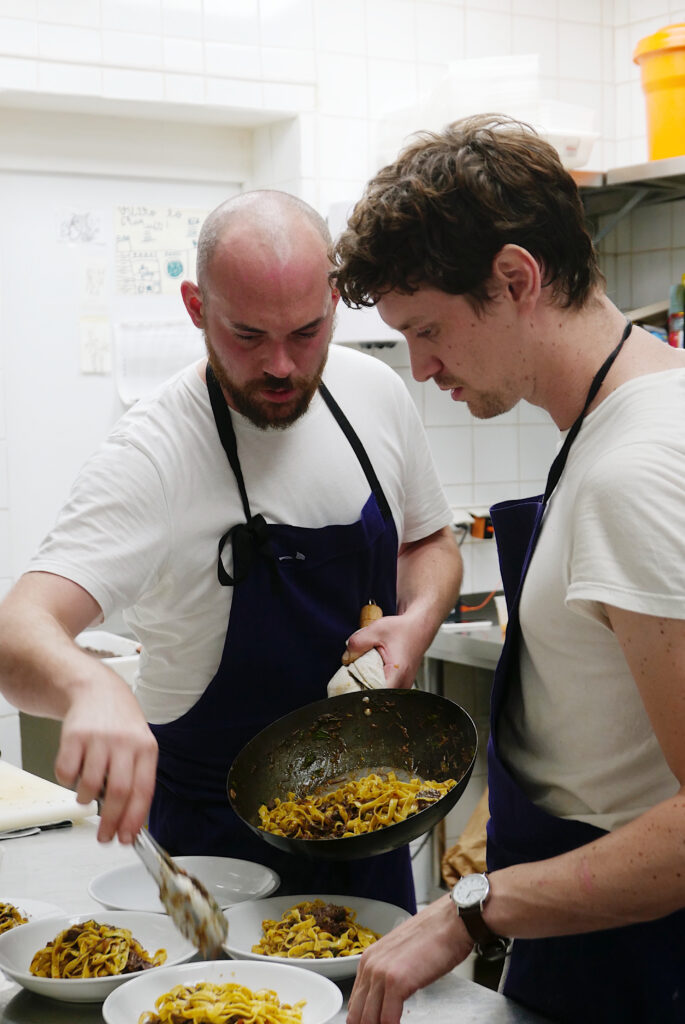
{"left": 331, "top": 114, "right": 601, "bottom": 312}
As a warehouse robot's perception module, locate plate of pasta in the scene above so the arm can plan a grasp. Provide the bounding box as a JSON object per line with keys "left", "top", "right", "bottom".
{"left": 102, "top": 958, "right": 343, "bottom": 1024}
{"left": 0, "top": 910, "right": 197, "bottom": 1002}
{"left": 1, "top": 898, "right": 65, "bottom": 933}
{"left": 223, "top": 894, "right": 410, "bottom": 980}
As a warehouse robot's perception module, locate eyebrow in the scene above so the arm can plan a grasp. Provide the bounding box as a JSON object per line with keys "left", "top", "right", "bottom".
{"left": 231, "top": 316, "right": 326, "bottom": 334}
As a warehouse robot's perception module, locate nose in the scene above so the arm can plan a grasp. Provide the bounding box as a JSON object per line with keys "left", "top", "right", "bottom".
{"left": 407, "top": 341, "right": 441, "bottom": 383}
{"left": 263, "top": 340, "right": 297, "bottom": 380}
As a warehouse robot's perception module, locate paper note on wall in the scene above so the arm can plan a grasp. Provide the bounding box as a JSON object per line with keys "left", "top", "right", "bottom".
{"left": 114, "top": 206, "right": 207, "bottom": 296}
{"left": 113, "top": 319, "right": 204, "bottom": 405}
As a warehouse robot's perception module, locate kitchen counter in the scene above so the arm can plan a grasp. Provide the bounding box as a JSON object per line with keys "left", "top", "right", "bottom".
{"left": 426, "top": 623, "right": 503, "bottom": 671}
{"left": 0, "top": 818, "right": 551, "bottom": 1023}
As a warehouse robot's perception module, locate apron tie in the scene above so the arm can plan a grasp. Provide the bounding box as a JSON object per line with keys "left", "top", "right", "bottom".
{"left": 218, "top": 512, "right": 275, "bottom": 587}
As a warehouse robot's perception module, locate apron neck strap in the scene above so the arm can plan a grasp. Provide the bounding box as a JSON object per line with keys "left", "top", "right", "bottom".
{"left": 543, "top": 318, "right": 632, "bottom": 504}
{"left": 206, "top": 363, "right": 252, "bottom": 523}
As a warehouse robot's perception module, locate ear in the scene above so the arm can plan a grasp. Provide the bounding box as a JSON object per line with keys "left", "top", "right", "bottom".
{"left": 491, "top": 244, "right": 541, "bottom": 309}
{"left": 181, "top": 280, "right": 204, "bottom": 328}
{"left": 330, "top": 283, "right": 341, "bottom": 309}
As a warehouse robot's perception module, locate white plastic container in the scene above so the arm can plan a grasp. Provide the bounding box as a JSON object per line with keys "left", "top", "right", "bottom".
{"left": 75, "top": 629, "right": 140, "bottom": 689}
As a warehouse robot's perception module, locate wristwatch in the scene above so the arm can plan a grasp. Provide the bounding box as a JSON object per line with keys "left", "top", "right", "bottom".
{"left": 450, "top": 872, "right": 511, "bottom": 961}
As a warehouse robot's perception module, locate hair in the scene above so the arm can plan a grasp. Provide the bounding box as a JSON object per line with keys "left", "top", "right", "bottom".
{"left": 196, "top": 189, "right": 332, "bottom": 290}
{"left": 332, "top": 114, "right": 601, "bottom": 312}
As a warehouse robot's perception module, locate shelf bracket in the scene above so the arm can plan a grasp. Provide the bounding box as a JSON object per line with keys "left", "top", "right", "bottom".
{"left": 592, "top": 186, "right": 650, "bottom": 244}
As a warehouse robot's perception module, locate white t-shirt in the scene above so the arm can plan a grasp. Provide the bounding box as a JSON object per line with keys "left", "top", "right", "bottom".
{"left": 500, "top": 369, "right": 685, "bottom": 832}
{"left": 29, "top": 345, "right": 452, "bottom": 723}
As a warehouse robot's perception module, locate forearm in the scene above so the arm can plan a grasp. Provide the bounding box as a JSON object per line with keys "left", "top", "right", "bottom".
{"left": 396, "top": 526, "right": 462, "bottom": 649}
{"left": 486, "top": 790, "right": 685, "bottom": 939}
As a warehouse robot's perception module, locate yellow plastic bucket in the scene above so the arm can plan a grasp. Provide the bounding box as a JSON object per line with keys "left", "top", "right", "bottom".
{"left": 634, "top": 23, "right": 685, "bottom": 160}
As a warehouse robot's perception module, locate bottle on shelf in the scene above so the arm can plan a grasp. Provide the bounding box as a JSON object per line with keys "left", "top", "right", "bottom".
{"left": 667, "top": 274, "right": 685, "bottom": 348}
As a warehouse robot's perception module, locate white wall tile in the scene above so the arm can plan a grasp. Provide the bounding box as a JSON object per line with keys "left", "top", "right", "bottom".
{"left": 424, "top": 384, "right": 474, "bottom": 426}
{"left": 0, "top": 54, "right": 38, "bottom": 88}
{"left": 37, "top": 60, "right": 102, "bottom": 94}
{"left": 512, "top": 0, "right": 557, "bottom": 15}
{"left": 512, "top": 15, "right": 558, "bottom": 79}
{"left": 519, "top": 423, "right": 559, "bottom": 480}
{"left": 631, "top": 202, "right": 673, "bottom": 251}
{"left": 262, "top": 80, "right": 315, "bottom": 112}
{"left": 261, "top": 47, "right": 317, "bottom": 83}
{"left": 316, "top": 51, "right": 368, "bottom": 118}
{"left": 102, "top": 30, "right": 163, "bottom": 69}
{"left": 318, "top": 115, "right": 370, "bottom": 180}
{"left": 164, "top": 71, "right": 205, "bottom": 104}
{"left": 0, "top": 509, "right": 9, "bottom": 576}
{"left": 630, "top": 0, "right": 669, "bottom": 20}
{"left": 203, "top": 0, "right": 259, "bottom": 45}
{"left": 204, "top": 43, "right": 261, "bottom": 80}
{"left": 269, "top": 116, "right": 306, "bottom": 181}
{"left": 474, "top": 424, "right": 519, "bottom": 483}
{"left": 163, "top": 37, "right": 203, "bottom": 74}
{"left": 630, "top": 248, "right": 671, "bottom": 307}
{"left": 367, "top": 57, "right": 418, "bottom": 119}
{"left": 259, "top": 0, "right": 315, "bottom": 50}
{"left": 671, "top": 247, "right": 685, "bottom": 284}
{"left": 37, "top": 0, "right": 100, "bottom": 26}
{"left": 101, "top": 65, "right": 164, "bottom": 101}
{"left": 416, "top": 2, "right": 465, "bottom": 64}
{"left": 206, "top": 75, "right": 262, "bottom": 110}
{"left": 0, "top": 16, "right": 38, "bottom": 57}
{"left": 161, "top": 0, "right": 203, "bottom": 39}
{"left": 366, "top": 0, "right": 417, "bottom": 62}
{"left": 426, "top": 425, "right": 474, "bottom": 485}
{"left": 466, "top": 0, "right": 511, "bottom": 14}
{"left": 0, "top": 441, "right": 7, "bottom": 507}
{"left": 102, "top": 0, "right": 162, "bottom": 35}
{"left": 518, "top": 400, "right": 551, "bottom": 424}
{"left": 558, "top": 21, "right": 602, "bottom": 80}
{"left": 558, "top": 0, "right": 601, "bottom": 21}
{"left": 0, "top": 0, "right": 36, "bottom": 15}
{"left": 314, "top": 0, "right": 366, "bottom": 56}
{"left": 464, "top": 8, "right": 513, "bottom": 56}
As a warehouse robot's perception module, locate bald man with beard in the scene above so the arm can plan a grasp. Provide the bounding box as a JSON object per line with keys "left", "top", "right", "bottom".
{"left": 0, "top": 191, "right": 461, "bottom": 910}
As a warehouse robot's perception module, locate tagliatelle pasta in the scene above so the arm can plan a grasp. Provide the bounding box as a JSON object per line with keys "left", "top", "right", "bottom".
{"left": 137, "top": 981, "right": 306, "bottom": 1024}
{"left": 258, "top": 770, "right": 457, "bottom": 840}
{"left": 0, "top": 902, "right": 28, "bottom": 934}
{"left": 29, "top": 920, "right": 166, "bottom": 979}
{"left": 253, "top": 899, "right": 381, "bottom": 959}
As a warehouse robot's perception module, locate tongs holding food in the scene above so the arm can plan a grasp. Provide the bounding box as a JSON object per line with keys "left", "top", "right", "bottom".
{"left": 133, "top": 829, "right": 227, "bottom": 958}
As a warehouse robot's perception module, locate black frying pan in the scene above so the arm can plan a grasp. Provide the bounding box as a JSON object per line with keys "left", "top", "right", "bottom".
{"left": 227, "top": 688, "right": 478, "bottom": 861}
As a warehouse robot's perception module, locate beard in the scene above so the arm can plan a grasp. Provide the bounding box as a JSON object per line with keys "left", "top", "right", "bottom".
{"left": 204, "top": 332, "right": 330, "bottom": 430}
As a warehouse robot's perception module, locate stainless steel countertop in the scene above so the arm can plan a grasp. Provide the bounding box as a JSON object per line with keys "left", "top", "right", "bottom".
{"left": 425, "top": 623, "right": 503, "bottom": 671}
{"left": 0, "top": 818, "right": 551, "bottom": 1023}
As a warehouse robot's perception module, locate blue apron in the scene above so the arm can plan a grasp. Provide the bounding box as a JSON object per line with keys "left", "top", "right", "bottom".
{"left": 487, "top": 321, "right": 685, "bottom": 1022}
{"left": 148, "top": 367, "right": 416, "bottom": 914}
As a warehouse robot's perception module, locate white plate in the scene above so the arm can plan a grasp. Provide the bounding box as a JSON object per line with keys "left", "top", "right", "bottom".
{"left": 0, "top": 910, "right": 196, "bottom": 1003}
{"left": 89, "top": 855, "right": 280, "bottom": 912}
{"left": 1, "top": 897, "right": 65, "bottom": 925}
{"left": 223, "top": 894, "right": 411, "bottom": 980}
{"left": 103, "top": 958, "right": 342, "bottom": 1024}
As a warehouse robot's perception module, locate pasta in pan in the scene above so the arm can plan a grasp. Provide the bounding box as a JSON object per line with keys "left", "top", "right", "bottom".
{"left": 137, "top": 981, "right": 306, "bottom": 1024}
{"left": 258, "top": 770, "right": 456, "bottom": 840}
{"left": 253, "top": 899, "right": 380, "bottom": 959}
{"left": 0, "top": 902, "right": 28, "bottom": 934}
{"left": 29, "top": 920, "right": 166, "bottom": 979}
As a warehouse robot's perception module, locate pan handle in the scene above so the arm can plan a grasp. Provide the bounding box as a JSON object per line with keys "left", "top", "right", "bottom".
{"left": 359, "top": 600, "right": 383, "bottom": 628}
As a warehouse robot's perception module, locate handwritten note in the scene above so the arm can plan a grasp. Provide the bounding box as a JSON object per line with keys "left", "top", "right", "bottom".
{"left": 114, "top": 206, "right": 207, "bottom": 296}
{"left": 113, "top": 319, "right": 204, "bottom": 405}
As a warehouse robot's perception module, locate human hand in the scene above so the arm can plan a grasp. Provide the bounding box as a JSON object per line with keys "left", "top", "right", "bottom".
{"left": 55, "top": 673, "right": 158, "bottom": 845}
{"left": 347, "top": 894, "right": 472, "bottom": 1024}
{"left": 342, "top": 612, "right": 423, "bottom": 689}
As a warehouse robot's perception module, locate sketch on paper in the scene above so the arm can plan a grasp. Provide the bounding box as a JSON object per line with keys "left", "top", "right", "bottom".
{"left": 114, "top": 206, "right": 207, "bottom": 296}
{"left": 113, "top": 318, "right": 204, "bottom": 405}
{"left": 58, "top": 209, "right": 104, "bottom": 245}
{"left": 80, "top": 317, "right": 111, "bottom": 375}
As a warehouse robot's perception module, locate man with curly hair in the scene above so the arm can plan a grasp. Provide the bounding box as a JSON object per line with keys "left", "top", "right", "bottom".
{"left": 333, "top": 115, "right": 685, "bottom": 1024}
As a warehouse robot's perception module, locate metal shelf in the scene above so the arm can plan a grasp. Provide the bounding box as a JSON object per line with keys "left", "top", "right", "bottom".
{"left": 574, "top": 157, "right": 685, "bottom": 242}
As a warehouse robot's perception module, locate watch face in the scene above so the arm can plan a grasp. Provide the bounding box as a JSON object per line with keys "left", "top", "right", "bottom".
{"left": 454, "top": 873, "right": 489, "bottom": 906}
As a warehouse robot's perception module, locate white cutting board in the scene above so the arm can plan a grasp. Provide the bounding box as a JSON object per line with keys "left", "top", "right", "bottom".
{"left": 0, "top": 760, "right": 97, "bottom": 831}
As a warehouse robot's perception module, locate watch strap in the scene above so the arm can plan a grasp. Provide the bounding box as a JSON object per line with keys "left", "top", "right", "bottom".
{"left": 458, "top": 905, "right": 511, "bottom": 961}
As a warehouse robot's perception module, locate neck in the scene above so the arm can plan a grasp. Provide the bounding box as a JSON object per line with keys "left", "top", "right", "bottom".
{"left": 530, "top": 294, "right": 630, "bottom": 430}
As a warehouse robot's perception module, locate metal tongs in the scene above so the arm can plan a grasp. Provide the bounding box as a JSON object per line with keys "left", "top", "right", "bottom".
{"left": 133, "top": 829, "right": 228, "bottom": 958}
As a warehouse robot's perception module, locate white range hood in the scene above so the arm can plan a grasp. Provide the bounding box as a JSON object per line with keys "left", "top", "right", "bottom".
{"left": 328, "top": 199, "right": 404, "bottom": 347}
